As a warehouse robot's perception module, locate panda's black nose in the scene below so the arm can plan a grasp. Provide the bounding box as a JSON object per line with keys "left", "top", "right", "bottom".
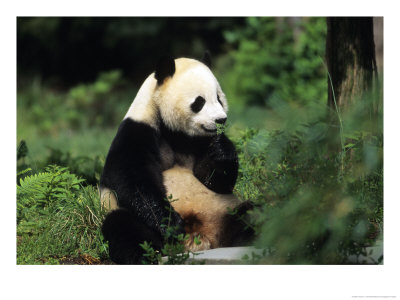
{"left": 215, "top": 117, "right": 227, "bottom": 125}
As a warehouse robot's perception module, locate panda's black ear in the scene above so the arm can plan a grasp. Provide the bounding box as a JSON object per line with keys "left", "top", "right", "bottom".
{"left": 155, "top": 55, "right": 175, "bottom": 85}
{"left": 201, "top": 51, "right": 212, "bottom": 69}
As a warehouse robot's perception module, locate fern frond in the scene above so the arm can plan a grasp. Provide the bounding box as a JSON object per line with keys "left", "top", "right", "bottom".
{"left": 17, "top": 172, "right": 52, "bottom": 197}
{"left": 17, "top": 168, "right": 32, "bottom": 177}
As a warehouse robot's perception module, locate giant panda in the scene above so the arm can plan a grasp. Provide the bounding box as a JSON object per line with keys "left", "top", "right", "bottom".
{"left": 100, "top": 54, "right": 252, "bottom": 264}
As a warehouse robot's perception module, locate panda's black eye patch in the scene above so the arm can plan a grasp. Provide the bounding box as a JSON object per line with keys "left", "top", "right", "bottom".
{"left": 217, "top": 94, "right": 223, "bottom": 106}
{"left": 191, "top": 96, "right": 206, "bottom": 113}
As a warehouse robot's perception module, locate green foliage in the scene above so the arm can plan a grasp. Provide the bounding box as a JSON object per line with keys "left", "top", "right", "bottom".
{"left": 17, "top": 165, "right": 84, "bottom": 233}
{"left": 17, "top": 140, "right": 28, "bottom": 161}
{"left": 17, "top": 72, "right": 121, "bottom": 184}
{"left": 140, "top": 195, "right": 197, "bottom": 265}
{"left": 17, "top": 70, "right": 126, "bottom": 136}
{"left": 66, "top": 70, "right": 124, "bottom": 128}
{"left": 216, "top": 122, "right": 226, "bottom": 135}
{"left": 17, "top": 165, "right": 109, "bottom": 264}
{"left": 17, "top": 140, "right": 30, "bottom": 178}
{"left": 17, "top": 140, "right": 106, "bottom": 186}
{"left": 18, "top": 165, "right": 84, "bottom": 209}
{"left": 140, "top": 234, "right": 191, "bottom": 265}
{"left": 224, "top": 17, "right": 327, "bottom": 106}
{"left": 43, "top": 147, "right": 104, "bottom": 185}
{"left": 232, "top": 93, "right": 382, "bottom": 264}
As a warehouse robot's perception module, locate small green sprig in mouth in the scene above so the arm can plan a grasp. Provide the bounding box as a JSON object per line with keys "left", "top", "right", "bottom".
{"left": 216, "top": 123, "right": 226, "bottom": 135}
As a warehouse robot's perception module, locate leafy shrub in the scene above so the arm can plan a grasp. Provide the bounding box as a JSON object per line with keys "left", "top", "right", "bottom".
{"left": 224, "top": 17, "right": 327, "bottom": 106}
{"left": 232, "top": 94, "right": 383, "bottom": 264}
{"left": 17, "top": 165, "right": 108, "bottom": 264}
{"left": 17, "top": 70, "right": 127, "bottom": 136}
{"left": 66, "top": 70, "right": 124, "bottom": 128}
{"left": 43, "top": 147, "right": 104, "bottom": 185}
{"left": 17, "top": 140, "right": 104, "bottom": 186}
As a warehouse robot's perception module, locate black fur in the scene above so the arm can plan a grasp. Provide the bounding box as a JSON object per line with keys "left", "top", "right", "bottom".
{"left": 159, "top": 120, "right": 212, "bottom": 156}
{"left": 155, "top": 55, "right": 175, "bottom": 85}
{"left": 217, "top": 94, "right": 223, "bottom": 106}
{"left": 220, "top": 201, "right": 255, "bottom": 247}
{"left": 102, "top": 208, "right": 163, "bottom": 264}
{"left": 215, "top": 117, "right": 227, "bottom": 125}
{"left": 100, "top": 119, "right": 184, "bottom": 264}
{"left": 160, "top": 121, "right": 238, "bottom": 194}
{"left": 190, "top": 96, "right": 206, "bottom": 113}
{"left": 193, "top": 133, "right": 239, "bottom": 194}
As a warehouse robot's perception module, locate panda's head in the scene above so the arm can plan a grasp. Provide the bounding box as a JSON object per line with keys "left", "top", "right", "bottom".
{"left": 154, "top": 55, "right": 228, "bottom": 137}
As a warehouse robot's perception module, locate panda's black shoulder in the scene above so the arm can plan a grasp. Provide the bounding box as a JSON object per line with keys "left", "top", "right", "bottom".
{"left": 108, "top": 118, "right": 160, "bottom": 153}
{"left": 100, "top": 118, "right": 162, "bottom": 188}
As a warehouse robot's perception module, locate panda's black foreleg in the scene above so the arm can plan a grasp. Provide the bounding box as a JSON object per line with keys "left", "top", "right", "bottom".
{"left": 193, "top": 133, "right": 239, "bottom": 194}
{"left": 100, "top": 119, "right": 185, "bottom": 264}
{"left": 102, "top": 204, "right": 184, "bottom": 264}
{"left": 102, "top": 208, "right": 164, "bottom": 264}
{"left": 100, "top": 181, "right": 185, "bottom": 264}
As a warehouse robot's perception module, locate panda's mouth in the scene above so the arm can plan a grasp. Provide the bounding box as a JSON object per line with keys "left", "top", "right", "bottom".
{"left": 201, "top": 125, "right": 217, "bottom": 133}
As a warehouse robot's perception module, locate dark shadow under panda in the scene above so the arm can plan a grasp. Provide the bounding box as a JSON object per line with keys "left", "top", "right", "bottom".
{"left": 100, "top": 54, "right": 253, "bottom": 264}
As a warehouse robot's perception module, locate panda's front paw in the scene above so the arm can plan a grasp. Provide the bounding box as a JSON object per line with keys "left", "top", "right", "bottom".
{"left": 208, "top": 134, "right": 237, "bottom": 163}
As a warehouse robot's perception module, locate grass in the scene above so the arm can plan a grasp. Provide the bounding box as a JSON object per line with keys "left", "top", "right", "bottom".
{"left": 17, "top": 166, "right": 109, "bottom": 264}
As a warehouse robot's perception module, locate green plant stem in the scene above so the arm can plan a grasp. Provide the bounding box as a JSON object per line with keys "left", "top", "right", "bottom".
{"left": 320, "top": 57, "right": 345, "bottom": 173}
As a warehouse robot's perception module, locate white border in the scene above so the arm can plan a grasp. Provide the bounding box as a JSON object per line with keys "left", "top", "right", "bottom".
{"left": 2, "top": 1, "right": 399, "bottom": 299}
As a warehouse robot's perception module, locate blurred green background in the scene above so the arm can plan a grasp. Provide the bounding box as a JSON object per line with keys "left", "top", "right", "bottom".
{"left": 17, "top": 17, "right": 383, "bottom": 264}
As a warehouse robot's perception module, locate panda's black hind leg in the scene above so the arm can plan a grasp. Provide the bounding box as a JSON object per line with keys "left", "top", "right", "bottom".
{"left": 220, "top": 201, "right": 256, "bottom": 247}
{"left": 102, "top": 208, "right": 163, "bottom": 264}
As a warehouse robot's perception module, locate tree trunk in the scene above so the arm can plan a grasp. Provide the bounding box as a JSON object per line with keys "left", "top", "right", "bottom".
{"left": 326, "top": 17, "right": 377, "bottom": 110}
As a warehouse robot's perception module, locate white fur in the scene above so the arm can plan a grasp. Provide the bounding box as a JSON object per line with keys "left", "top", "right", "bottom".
{"left": 124, "top": 58, "right": 228, "bottom": 136}
{"left": 124, "top": 74, "right": 158, "bottom": 128}
{"left": 100, "top": 187, "right": 118, "bottom": 210}
{"left": 163, "top": 166, "right": 240, "bottom": 251}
